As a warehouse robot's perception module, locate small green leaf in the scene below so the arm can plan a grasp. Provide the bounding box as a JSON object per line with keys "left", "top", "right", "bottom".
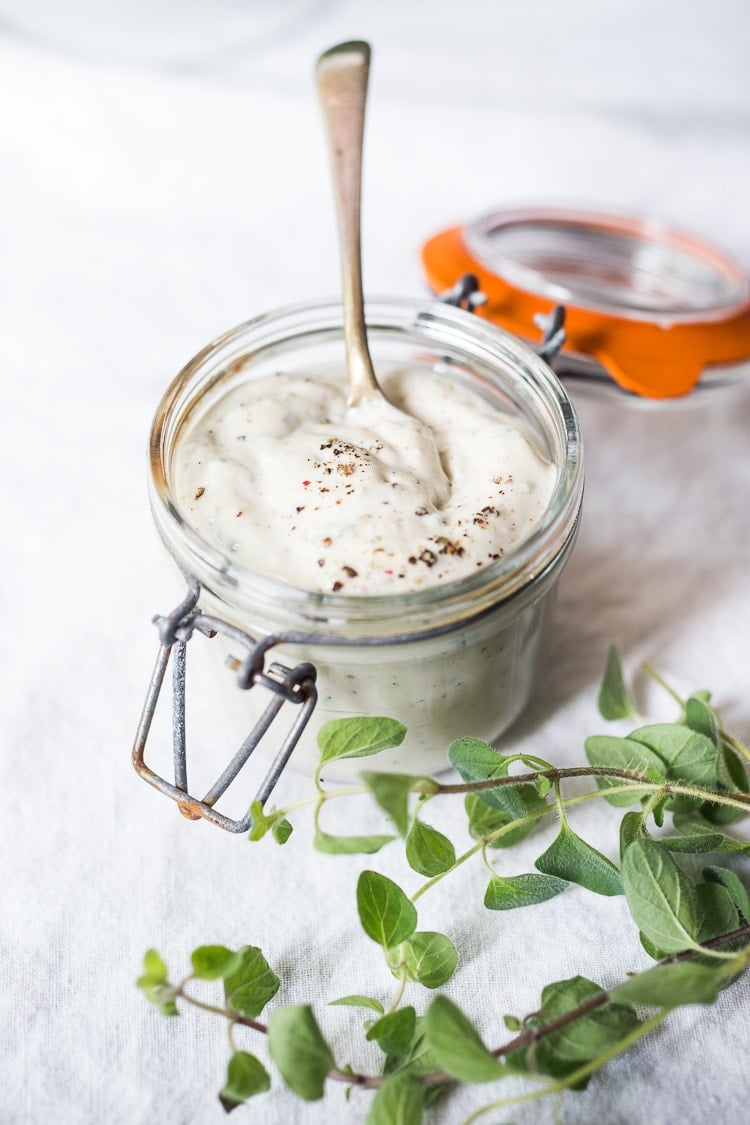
{"left": 360, "top": 771, "right": 424, "bottom": 836}
{"left": 639, "top": 931, "right": 670, "bottom": 962}
{"left": 367, "top": 1072, "right": 424, "bottom": 1125}
{"left": 621, "top": 839, "right": 699, "bottom": 953}
{"left": 191, "top": 946, "right": 244, "bottom": 981}
{"left": 531, "top": 977, "right": 641, "bottom": 1085}
{"left": 136, "top": 949, "right": 177, "bottom": 1016}
{"left": 382, "top": 1017, "right": 442, "bottom": 1079}
{"left": 612, "top": 962, "right": 723, "bottom": 1007}
{"left": 142, "top": 949, "right": 168, "bottom": 982}
{"left": 464, "top": 792, "right": 544, "bottom": 849}
{"left": 629, "top": 724, "right": 718, "bottom": 786}
{"left": 314, "top": 828, "right": 395, "bottom": 855}
{"left": 136, "top": 977, "right": 179, "bottom": 1017}
{"left": 584, "top": 735, "right": 666, "bottom": 806}
{"left": 357, "top": 871, "right": 418, "bottom": 949}
{"left": 219, "top": 1051, "right": 271, "bottom": 1112}
{"left": 695, "top": 881, "right": 739, "bottom": 943}
{"left": 318, "top": 717, "right": 407, "bottom": 766}
{"left": 535, "top": 823, "right": 623, "bottom": 896}
{"left": 619, "top": 812, "right": 645, "bottom": 858}
{"left": 598, "top": 645, "right": 636, "bottom": 720}
{"left": 248, "top": 800, "right": 272, "bottom": 841}
{"left": 404, "top": 932, "right": 458, "bottom": 989}
{"left": 449, "top": 738, "right": 529, "bottom": 816}
{"left": 423, "top": 996, "right": 505, "bottom": 1083}
{"left": 658, "top": 830, "right": 724, "bottom": 853}
{"left": 224, "top": 947, "right": 280, "bottom": 1018}
{"left": 267, "top": 1005, "right": 335, "bottom": 1101}
{"left": 503, "top": 1014, "right": 522, "bottom": 1032}
{"left": 704, "top": 744, "right": 750, "bottom": 825}
{"left": 703, "top": 865, "right": 750, "bottom": 922}
{"left": 405, "top": 818, "right": 456, "bottom": 876}
{"left": 329, "top": 995, "right": 384, "bottom": 1014}
{"left": 366, "top": 1007, "right": 417, "bottom": 1055}
{"left": 673, "top": 813, "right": 750, "bottom": 854}
{"left": 536, "top": 775, "right": 552, "bottom": 798}
{"left": 484, "top": 872, "right": 567, "bottom": 910}
{"left": 272, "top": 818, "right": 293, "bottom": 844}
{"left": 684, "top": 696, "right": 720, "bottom": 747}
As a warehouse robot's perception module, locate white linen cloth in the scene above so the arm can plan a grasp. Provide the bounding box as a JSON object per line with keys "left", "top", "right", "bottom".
{"left": 1, "top": 2, "right": 749, "bottom": 1122}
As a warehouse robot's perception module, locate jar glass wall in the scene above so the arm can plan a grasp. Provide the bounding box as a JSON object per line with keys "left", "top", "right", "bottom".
{"left": 149, "top": 297, "right": 583, "bottom": 776}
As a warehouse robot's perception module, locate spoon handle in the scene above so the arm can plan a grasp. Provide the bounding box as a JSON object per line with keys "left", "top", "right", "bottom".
{"left": 316, "top": 40, "right": 382, "bottom": 407}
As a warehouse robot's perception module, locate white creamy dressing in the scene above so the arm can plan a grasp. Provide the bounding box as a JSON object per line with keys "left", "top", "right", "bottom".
{"left": 174, "top": 366, "right": 556, "bottom": 595}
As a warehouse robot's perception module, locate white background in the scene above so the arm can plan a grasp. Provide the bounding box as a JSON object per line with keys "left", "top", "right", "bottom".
{"left": 1, "top": 2, "right": 749, "bottom": 1122}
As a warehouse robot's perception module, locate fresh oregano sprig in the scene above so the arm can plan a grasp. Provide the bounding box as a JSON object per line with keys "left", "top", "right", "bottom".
{"left": 139, "top": 648, "right": 750, "bottom": 1121}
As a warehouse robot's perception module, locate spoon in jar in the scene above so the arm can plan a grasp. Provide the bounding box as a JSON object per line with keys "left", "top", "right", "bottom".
{"left": 315, "top": 41, "right": 450, "bottom": 504}
{"left": 315, "top": 40, "right": 390, "bottom": 409}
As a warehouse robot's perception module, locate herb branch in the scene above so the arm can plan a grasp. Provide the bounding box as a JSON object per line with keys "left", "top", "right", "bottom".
{"left": 139, "top": 649, "right": 750, "bottom": 1122}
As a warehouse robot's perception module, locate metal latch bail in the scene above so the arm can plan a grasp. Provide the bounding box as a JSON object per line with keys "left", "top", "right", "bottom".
{"left": 132, "top": 580, "right": 318, "bottom": 833}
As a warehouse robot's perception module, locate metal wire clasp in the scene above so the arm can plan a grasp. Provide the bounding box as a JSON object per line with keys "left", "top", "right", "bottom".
{"left": 132, "top": 579, "right": 318, "bottom": 833}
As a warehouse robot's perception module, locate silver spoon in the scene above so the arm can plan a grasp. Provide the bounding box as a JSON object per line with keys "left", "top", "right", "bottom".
{"left": 316, "top": 40, "right": 386, "bottom": 409}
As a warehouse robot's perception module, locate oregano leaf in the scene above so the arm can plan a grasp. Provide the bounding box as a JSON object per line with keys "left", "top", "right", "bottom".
{"left": 405, "top": 818, "right": 456, "bottom": 876}
{"left": 484, "top": 872, "right": 567, "bottom": 910}
{"left": 423, "top": 996, "right": 505, "bottom": 1083}
{"left": 382, "top": 1017, "right": 442, "bottom": 1079}
{"left": 191, "top": 946, "right": 245, "bottom": 981}
{"left": 621, "top": 839, "right": 699, "bottom": 953}
{"left": 612, "top": 962, "right": 723, "bottom": 1007}
{"left": 464, "top": 791, "right": 544, "bottom": 849}
{"left": 673, "top": 813, "right": 750, "bottom": 854}
{"left": 318, "top": 717, "right": 406, "bottom": 766}
{"left": 703, "top": 865, "right": 750, "bottom": 922}
{"left": 536, "top": 775, "right": 552, "bottom": 798}
{"left": 136, "top": 977, "right": 179, "bottom": 1017}
{"left": 619, "top": 812, "right": 646, "bottom": 858}
{"left": 136, "top": 949, "right": 178, "bottom": 1016}
{"left": 248, "top": 800, "right": 272, "bottom": 841}
{"left": 658, "top": 830, "right": 724, "bottom": 853}
{"left": 584, "top": 735, "right": 666, "bottom": 806}
{"left": 449, "top": 738, "right": 529, "bottom": 815}
{"left": 141, "top": 949, "right": 168, "bottom": 983}
{"left": 366, "top": 1007, "right": 417, "bottom": 1055}
{"left": 695, "top": 881, "right": 739, "bottom": 943}
{"left": 535, "top": 823, "right": 623, "bottom": 896}
{"left": 357, "top": 871, "right": 417, "bottom": 949}
{"left": 271, "top": 818, "right": 293, "bottom": 845}
{"left": 329, "top": 995, "right": 384, "bottom": 1014}
{"left": 598, "top": 645, "right": 636, "bottom": 720}
{"left": 224, "top": 947, "right": 280, "bottom": 1018}
{"left": 267, "top": 1005, "right": 334, "bottom": 1101}
{"left": 404, "top": 932, "right": 458, "bottom": 989}
{"left": 361, "top": 772, "right": 423, "bottom": 836}
{"left": 218, "top": 1051, "right": 270, "bottom": 1112}
{"left": 684, "top": 696, "right": 720, "bottom": 747}
{"left": 628, "top": 724, "right": 719, "bottom": 786}
{"left": 530, "top": 977, "right": 641, "bottom": 1086}
{"left": 366, "top": 1072, "right": 424, "bottom": 1125}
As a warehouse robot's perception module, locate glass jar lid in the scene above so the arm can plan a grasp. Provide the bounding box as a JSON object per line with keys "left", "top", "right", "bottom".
{"left": 422, "top": 206, "right": 750, "bottom": 397}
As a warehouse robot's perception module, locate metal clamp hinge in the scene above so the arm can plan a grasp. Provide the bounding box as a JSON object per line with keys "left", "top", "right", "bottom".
{"left": 131, "top": 580, "right": 318, "bottom": 833}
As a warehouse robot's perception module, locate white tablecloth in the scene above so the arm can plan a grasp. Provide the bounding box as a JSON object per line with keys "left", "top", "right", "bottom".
{"left": 2, "top": 2, "right": 749, "bottom": 1122}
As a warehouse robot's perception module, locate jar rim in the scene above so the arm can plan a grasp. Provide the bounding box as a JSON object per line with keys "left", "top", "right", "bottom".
{"left": 149, "top": 295, "right": 584, "bottom": 639}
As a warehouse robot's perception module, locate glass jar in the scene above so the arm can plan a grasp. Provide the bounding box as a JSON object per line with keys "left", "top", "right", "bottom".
{"left": 148, "top": 297, "right": 583, "bottom": 779}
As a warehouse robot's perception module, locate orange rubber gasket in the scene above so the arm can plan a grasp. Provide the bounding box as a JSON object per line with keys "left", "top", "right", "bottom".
{"left": 422, "top": 221, "right": 750, "bottom": 398}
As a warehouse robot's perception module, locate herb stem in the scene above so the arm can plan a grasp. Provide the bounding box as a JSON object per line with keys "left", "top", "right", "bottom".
{"left": 641, "top": 662, "right": 684, "bottom": 706}
{"left": 385, "top": 944, "right": 410, "bottom": 1014}
{"left": 176, "top": 989, "right": 268, "bottom": 1035}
